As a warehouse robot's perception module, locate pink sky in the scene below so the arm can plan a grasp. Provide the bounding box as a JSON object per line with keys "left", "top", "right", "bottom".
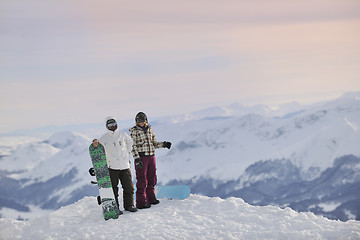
{"left": 1, "top": 0, "right": 360, "bottom": 133}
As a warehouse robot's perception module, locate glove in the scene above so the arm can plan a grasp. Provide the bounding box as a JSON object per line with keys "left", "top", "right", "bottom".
{"left": 163, "top": 141, "right": 172, "bottom": 149}
{"left": 135, "top": 158, "right": 143, "bottom": 169}
{"left": 89, "top": 167, "right": 95, "bottom": 176}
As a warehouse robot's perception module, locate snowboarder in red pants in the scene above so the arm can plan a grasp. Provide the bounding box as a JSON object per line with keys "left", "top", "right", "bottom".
{"left": 129, "top": 112, "right": 172, "bottom": 209}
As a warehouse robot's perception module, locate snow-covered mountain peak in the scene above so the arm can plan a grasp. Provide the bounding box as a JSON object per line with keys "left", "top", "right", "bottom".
{"left": 0, "top": 142, "right": 60, "bottom": 173}
{"left": 156, "top": 94, "right": 360, "bottom": 184}
{"left": 45, "top": 131, "right": 91, "bottom": 149}
{"left": 6, "top": 131, "right": 93, "bottom": 187}
{"left": 338, "top": 91, "right": 360, "bottom": 100}
{"left": 165, "top": 100, "right": 305, "bottom": 125}
{"left": 1, "top": 92, "right": 360, "bottom": 221}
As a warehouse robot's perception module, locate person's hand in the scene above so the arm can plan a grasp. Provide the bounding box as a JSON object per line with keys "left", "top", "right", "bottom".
{"left": 163, "top": 141, "right": 172, "bottom": 149}
{"left": 135, "top": 158, "right": 143, "bottom": 169}
{"left": 89, "top": 167, "right": 95, "bottom": 176}
{"left": 92, "top": 139, "right": 99, "bottom": 147}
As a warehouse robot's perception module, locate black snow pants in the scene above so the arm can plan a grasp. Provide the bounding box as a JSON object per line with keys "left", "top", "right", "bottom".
{"left": 108, "top": 168, "right": 135, "bottom": 210}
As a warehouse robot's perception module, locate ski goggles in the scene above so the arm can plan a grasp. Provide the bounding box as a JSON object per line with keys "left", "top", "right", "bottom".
{"left": 107, "top": 122, "right": 117, "bottom": 128}
{"left": 136, "top": 117, "right": 146, "bottom": 123}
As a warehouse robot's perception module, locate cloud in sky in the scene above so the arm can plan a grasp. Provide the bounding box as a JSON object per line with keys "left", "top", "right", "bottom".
{"left": 1, "top": 0, "right": 360, "bottom": 133}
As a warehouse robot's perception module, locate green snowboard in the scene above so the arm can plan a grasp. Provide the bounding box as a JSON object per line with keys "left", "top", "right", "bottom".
{"left": 89, "top": 141, "right": 121, "bottom": 220}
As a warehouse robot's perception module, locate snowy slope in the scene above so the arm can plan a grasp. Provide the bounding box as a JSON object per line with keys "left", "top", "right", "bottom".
{"left": 0, "top": 142, "right": 59, "bottom": 173}
{"left": 0, "top": 136, "right": 42, "bottom": 157}
{"left": 1, "top": 195, "right": 359, "bottom": 240}
{"left": 0, "top": 131, "right": 97, "bottom": 211}
{"left": 0, "top": 92, "right": 359, "bottom": 221}
{"left": 155, "top": 93, "right": 360, "bottom": 183}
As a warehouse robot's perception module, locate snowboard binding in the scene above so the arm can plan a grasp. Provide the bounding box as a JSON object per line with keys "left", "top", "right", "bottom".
{"left": 89, "top": 167, "right": 103, "bottom": 205}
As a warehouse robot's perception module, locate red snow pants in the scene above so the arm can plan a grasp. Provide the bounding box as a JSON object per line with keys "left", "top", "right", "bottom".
{"left": 135, "top": 155, "right": 157, "bottom": 208}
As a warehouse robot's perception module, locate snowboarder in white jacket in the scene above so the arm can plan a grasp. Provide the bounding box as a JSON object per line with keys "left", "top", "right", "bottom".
{"left": 99, "top": 116, "right": 137, "bottom": 213}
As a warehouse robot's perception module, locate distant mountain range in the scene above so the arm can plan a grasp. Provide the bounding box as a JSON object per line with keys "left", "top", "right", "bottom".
{"left": 0, "top": 92, "right": 359, "bottom": 221}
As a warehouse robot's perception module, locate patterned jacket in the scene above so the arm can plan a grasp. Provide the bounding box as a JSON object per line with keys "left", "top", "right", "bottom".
{"left": 129, "top": 125, "right": 165, "bottom": 159}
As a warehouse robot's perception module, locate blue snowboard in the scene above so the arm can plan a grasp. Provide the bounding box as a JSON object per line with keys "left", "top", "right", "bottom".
{"left": 155, "top": 185, "right": 190, "bottom": 200}
{"left": 135, "top": 185, "right": 190, "bottom": 200}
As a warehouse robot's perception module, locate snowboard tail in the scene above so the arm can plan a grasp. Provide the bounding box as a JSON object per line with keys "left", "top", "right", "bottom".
{"left": 101, "top": 198, "right": 120, "bottom": 220}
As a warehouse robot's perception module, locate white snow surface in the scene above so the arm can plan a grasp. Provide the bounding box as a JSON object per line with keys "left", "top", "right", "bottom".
{"left": 1, "top": 92, "right": 360, "bottom": 220}
{"left": 154, "top": 94, "right": 360, "bottom": 182}
{"left": 1, "top": 195, "right": 359, "bottom": 240}
{"left": 0, "top": 136, "right": 41, "bottom": 156}
{"left": 0, "top": 142, "right": 60, "bottom": 173}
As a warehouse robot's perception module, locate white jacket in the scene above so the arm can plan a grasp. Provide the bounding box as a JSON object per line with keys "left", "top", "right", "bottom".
{"left": 99, "top": 123, "right": 133, "bottom": 170}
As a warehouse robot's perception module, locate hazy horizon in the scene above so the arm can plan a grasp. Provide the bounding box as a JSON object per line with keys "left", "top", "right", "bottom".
{"left": 1, "top": 0, "right": 360, "bottom": 134}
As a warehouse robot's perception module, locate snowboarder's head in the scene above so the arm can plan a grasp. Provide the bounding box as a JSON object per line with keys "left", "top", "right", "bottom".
{"left": 105, "top": 117, "right": 117, "bottom": 131}
{"left": 135, "top": 112, "right": 147, "bottom": 126}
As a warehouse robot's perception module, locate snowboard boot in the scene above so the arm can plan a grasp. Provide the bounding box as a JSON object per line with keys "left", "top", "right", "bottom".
{"left": 151, "top": 199, "right": 160, "bottom": 205}
{"left": 125, "top": 206, "right": 138, "bottom": 212}
{"left": 115, "top": 197, "right": 124, "bottom": 215}
{"left": 137, "top": 204, "right": 151, "bottom": 209}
